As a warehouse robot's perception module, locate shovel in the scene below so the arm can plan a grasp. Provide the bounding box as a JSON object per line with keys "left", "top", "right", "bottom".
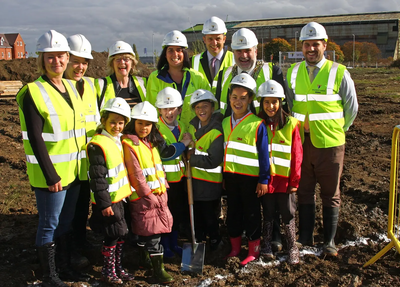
{"left": 181, "top": 157, "right": 205, "bottom": 274}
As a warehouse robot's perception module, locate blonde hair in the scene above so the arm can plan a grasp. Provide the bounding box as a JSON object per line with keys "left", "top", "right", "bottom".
{"left": 36, "top": 52, "right": 70, "bottom": 75}
{"left": 106, "top": 53, "right": 138, "bottom": 76}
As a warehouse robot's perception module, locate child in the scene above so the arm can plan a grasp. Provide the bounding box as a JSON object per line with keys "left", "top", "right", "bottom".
{"left": 86, "top": 98, "right": 134, "bottom": 284}
{"left": 257, "top": 80, "right": 302, "bottom": 264}
{"left": 223, "top": 73, "right": 270, "bottom": 267}
{"left": 186, "top": 89, "right": 224, "bottom": 250}
{"left": 155, "top": 87, "right": 192, "bottom": 257}
{"left": 121, "top": 101, "right": 174, "bottom": 284}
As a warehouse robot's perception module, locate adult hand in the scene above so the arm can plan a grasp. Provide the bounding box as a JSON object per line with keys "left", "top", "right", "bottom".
{"left": 102, "top": 206, "right": 114, "bottom": 217}
{"left": 256, "top": 183, "right": 269, "bottom": 197}
{"left": 48, "top": 181, "right": 62, "bottom": 193}
{"left": 182, "top": 132, "right": 192, "bottom": 141}
{"left": 287, "top": 186, "right": 297, "bottom": 194}
{"left": 181, "top": 139, "right": 193, "bottom": 147}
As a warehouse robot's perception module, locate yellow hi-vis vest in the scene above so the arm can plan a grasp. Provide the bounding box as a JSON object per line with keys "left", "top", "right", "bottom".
{"left": 192, "top": 50, "right": 235, "bottom": 88}
{"left": 81, "top": 77, "right": 100, "bottom": 141}
{"left": 222, "top": 113, "right": 262, "bottom": 177}
{"left": 214, "top": 62, "right": 273, "bottom": 114}
{"left": 188, "top": 125, "right": 223, "bottom": 183}
{"left": 157, "top": 117, "right": 186, "bottom": 183}
{"left": 287, "top": 60, "right": 346, "bottom": 148}
{"left": 87, "top": 134, "right": 132, "bottom": 204}
{"left": 96, "top": 75, "right": 147, "bottom": 110}
{"left": 122, "top": 138, "right": 167, "bottom": 201}
{"left": 267, "top": 116, "right": 299, "bottom": 177}
{"left": 16, "top": 77, "right": 87, "bottom": 187}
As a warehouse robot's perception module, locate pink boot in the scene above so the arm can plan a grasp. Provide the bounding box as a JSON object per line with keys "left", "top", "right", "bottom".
{"left": 240, "top": 239, "right": 260, "bottom": 266}
{"left": 225, "top": 236, "right": 241, "bottom": 259}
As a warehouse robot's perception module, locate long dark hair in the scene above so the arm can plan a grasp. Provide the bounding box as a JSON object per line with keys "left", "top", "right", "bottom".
{"left": 157, "top": 46, "right": 191, "bottom": 71}
{"left": 122, "top": 119, "right": 164, "bottom": 147}
{"left": 258, "top": 97, "right": 288, "bottom": 130}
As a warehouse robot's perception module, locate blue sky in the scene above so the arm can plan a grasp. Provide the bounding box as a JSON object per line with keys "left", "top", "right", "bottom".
{"left": 1, "top": 0, "right": 399, "bottom": 56}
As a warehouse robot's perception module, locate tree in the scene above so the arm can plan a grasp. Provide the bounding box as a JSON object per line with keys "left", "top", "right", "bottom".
{"left": 341, "top": 41, "right": 381, "bottom": 63}
{"left": 327, "top": 39, "right": 344, "bottom": 63}
{"left": 190, "top": 39, "right": 205, "bottom": 55}
{"left": 264, "top": 38, "right": 292, "bottom": 62}
{"left": 132, "top": 43, "right": 139, "bottom": 60}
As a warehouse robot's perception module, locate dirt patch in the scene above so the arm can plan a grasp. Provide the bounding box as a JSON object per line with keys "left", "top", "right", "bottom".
{"left": 0, "top": 58, "right": 400, "bottom": 286}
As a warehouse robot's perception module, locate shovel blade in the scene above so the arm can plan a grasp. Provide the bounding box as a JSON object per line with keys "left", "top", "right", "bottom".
{"left": 181, "top": 242, "right": 205, "bottom": 274}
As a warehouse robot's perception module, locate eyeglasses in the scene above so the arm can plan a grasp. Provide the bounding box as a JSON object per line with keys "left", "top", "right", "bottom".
{"left": 115, "top": 57, "right": 131, "bottom": 63}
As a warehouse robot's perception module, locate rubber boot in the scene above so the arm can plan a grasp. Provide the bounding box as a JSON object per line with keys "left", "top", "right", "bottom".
{"left": 271, "top": 212, "right": 283, "bottom": 252}
{"left": 322, "top": 206, "right": 339, "bottom": 256}
{"left": 160, "top": 234, "right": 175, "bottom": 258}
{"left": 224, "top": 236, "right": 241, "bottom": 259}
{"left": 284, "top": 219, "right": 300, "bottom": 264}
{"left": 169, "top": 230, "right": 182, "bottom": 256}
{"left": 115, "top": 241, "right": 134, "bottom": 281}
{"left": 55, "top": 233, "right": 90, "bottom": 282}
{"left": 297, "top": 203, "right": 316, "bottom": 248}
{"left": 240, "top": 239, "right": 261, "bottom": 266}
{"left": 261, "top": 221, "right": 275, "bottom": 260}
{"left": 149, "top": 254, "right": 174, "bottom": 284}
{"left": 37, "top": 242, "right": 67, "bottom": 287}
{"left": 101, "top": 245, "right": 123, "bottom": 285}
{"left": 138, "top": 245, "right": 153, "bottom": 270}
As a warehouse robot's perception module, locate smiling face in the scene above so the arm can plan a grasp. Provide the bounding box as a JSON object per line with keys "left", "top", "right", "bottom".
{"left": 166, "top": 46, "right": 184, "bottom": 69}
{"left": 262, "top": 97, "right": 281, "bottom": 119}
{"left": 233, "top": 47, "right": 257, "bottom": 71}
{"left": 302, "top": 39, "right": 327, "bottom": 66}
{"left": 43, "top": 52, "right": 69, "bottom": 78}
{"left": 194, "top": 101, "right": 214, "bottom": 126}
{"left": 112, "top": 53, "right": 133, "bottom": 79}
{"left": 102, "top": 112, "right": 126, "bottom": 137}
{"left": 159, "top": 107, "right": 181, "bottom": 126}
{"left": 229, "top": 86, "right": 253, "bottom": 120}
{"left": 203, "top": 34, "right": 226, "bottom": 57}
{"left": 135, "top": 119, "right": 153, "bottom": 138}
{"left": 65, "top": 55, "right": 89, "bottom": 81}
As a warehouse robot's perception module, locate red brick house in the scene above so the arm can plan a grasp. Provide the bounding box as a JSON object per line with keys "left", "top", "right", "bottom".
{"left": 0, "top": 33, "right": 26, "bottom": 60}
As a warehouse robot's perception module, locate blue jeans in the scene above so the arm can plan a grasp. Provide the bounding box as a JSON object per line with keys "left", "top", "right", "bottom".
{"left": 35, "top": 184, "right": 80, "bottom": 246}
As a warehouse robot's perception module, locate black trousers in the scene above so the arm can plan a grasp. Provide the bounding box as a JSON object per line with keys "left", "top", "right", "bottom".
{"left": 225, "top": 173, "right": 261, "bottom": 241}
{"left": 167, "top": 179, "right": 188, "bottom": 231}
{"left": 138, "top": 234, "right": 163, "bottom": 254}
{"left": 193, "top": 199, "right": 220, "bottom": 242}
{"left": 72, "top": 180, "right": 90, "bottom": 242}
{"left": 261, "top": 193, "right": 296, "bottom": 224}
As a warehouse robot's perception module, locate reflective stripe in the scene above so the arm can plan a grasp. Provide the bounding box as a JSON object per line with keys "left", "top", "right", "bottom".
{"left": 262, "top": 64, "right": 270, "bottom": 81}
{"left": 294, "top": 94, "right": 307, "bottom": 102}
{"left": 212, "top": 80, "right": 218, "bottom": 88}
{"left": 65, "top": 79, "right": 79, "bottom": 100}
{"left": 35, "top": 82, "right": 62, "bottom": 135}
{"left": 195, "top": 150, "right": 208, "bottom": 156}
{"left": 108, "top": 162, "right": 125, "bottom": 178}
{"left": 163, "top": 163, "right": 182, "bottom": 173}
{"left": 327, "top": 62, "right": 339, "bottom": 94}
{"left": 290, "top": 63, "right": 301, "bottom": 90}
{"left": 308, "top": 94, "right": 341, "bottom": 102}
{"left": 78, "top": 150, "right": 86, "bottom": 160}
{"left": 147, "top": 177, "right": 166, "bottom": 190}
{"left": 225, "top": 154, "right": 259, "bottom": 167}
{"left": 269, "top": 143, "right": 291, "bottom": 154}
{"left": 86, "top": 114, "right": 97, "bottom": 123}
{"left": 292, "top": 112, "right": 305, "bottom": 122}
{"left": 194, "top": 166, "right": 222, "bottom": 174}
{"left": 309, "top": 112, "right": 344, "bottom": 121}
{"left": 220, "top": 102, "right": 226, "bottom": 109}
{"left": 136, "top": 77, "right": 146, "bottom": 95}
{"left": 108, "top": 176, "right": 129, "bottom": 193}
{"left": 271, "top": 156, "right": 291, "bottom": 168}
{"left": 193, "top": 54, "right": 201, "bottom": 71}
{"left": 26, "top": 151, "right": 79, "bottom": 164}
{"left": 23, "top": 127, "right": 86, "bottom": 142}
{"left": 83, "top": 77, "right": 95, "bottom": 93}
{"left": 97, "top": 78, "right": 105, "bottom": 109}
{"left": 253, "top": 100, "right": 260, "bottom": 108}
{"left": 142, "top": 164, "right": 163, "bottom": 176}
{"left": 225, "top": 141, "right": 257, "bottom": 153}
{"left": 222, "top": 67, "right": 233, "bottom": 89}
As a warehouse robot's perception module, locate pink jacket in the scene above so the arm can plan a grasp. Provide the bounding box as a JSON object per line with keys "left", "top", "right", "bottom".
{"left": 122, "top": 134, "right": 172, "bottom": 237}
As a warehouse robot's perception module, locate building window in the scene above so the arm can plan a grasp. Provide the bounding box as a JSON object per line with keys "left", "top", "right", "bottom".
{"left": 0, "top": 38, "right": 3, "bottom": 45}
{"left": 16, "top": 42, "right": 19, "bottom": 46}
{"left": 8, "top": 52, "right": 10, "bottom": 58}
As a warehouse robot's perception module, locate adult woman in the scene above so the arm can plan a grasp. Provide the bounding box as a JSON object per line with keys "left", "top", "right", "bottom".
{"left": 147, "top": 30, "right": 210, "bottom": 126}
{"left": 16, "top": 30, "right": 89, "bottom": 286}
{"left": 96, "top": 40, "right": 146, "bottom": 110}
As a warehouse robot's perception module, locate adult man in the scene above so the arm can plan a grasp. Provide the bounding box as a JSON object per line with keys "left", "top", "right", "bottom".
{"left": 214, "top": 28, "right": 287, "bottom": 117}
{"left": 286, "top": 22, "right": 358, "bottom": 256}
{"left": 191, "top": 16, "right": 235, "bottom": 87}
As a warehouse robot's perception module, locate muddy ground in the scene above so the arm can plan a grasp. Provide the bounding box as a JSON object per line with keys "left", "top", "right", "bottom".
{"left": 0, "top": 57, "right": 400, "bottom": 286}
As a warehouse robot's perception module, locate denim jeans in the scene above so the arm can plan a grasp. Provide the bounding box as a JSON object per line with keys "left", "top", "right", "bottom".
{"left": 35, "top": 184, "right": 80, "bottom": 246}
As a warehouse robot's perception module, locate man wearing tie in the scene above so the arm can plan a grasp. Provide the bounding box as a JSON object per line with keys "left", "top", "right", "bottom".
{"left": 286, "top": 22, "right": 358, "bottom": 256}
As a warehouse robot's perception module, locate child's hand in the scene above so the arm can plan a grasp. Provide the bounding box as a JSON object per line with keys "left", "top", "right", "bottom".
{"left": 287, "top": 186, "right": 297, "bottom": 194}
{"left": 181, "top": 139, "right": 193, "bottom": 147}
{"left": 102, "top": 206, "right": 114, "bottom": 217}
{"left": 256, "top": 183, "right": 269, "bottom": 197}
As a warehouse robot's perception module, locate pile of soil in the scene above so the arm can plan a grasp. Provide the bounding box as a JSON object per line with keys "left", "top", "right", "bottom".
{"left": 0, "top": 56, "right": 400, "bottom": 286}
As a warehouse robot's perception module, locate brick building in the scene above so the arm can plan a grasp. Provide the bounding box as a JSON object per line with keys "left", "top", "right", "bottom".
{"left": 0, "top": 33, "right": 26, "bottom": 60}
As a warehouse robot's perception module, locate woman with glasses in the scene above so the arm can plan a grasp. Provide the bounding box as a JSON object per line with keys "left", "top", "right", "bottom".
{"left": 96, "top": 41, "right": 146, "bottom": 110}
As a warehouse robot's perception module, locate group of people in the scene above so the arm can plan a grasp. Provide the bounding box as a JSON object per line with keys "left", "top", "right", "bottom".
{"left": 16, "top": 16, "right": 358, "bottom": 287}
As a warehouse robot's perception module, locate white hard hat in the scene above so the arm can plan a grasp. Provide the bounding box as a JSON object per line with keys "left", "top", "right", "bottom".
{"left": 36, "top": 30, "right": 70, "bottom": 53}
{"left": 162, "top": 30, "right": 188, "bottom": 48}
{"left": 299, "top": 22, "right": 328, "bottom": 41}
{"left": 108, "top": 41, "right": 135, "bottom": 58}
{"left": 231, "top": 28, "right": 258, "bottom": 50}
{"left": 101, "top": 98, "right": 131, "bottom": 123}
{"left": 131, "top": 101, "right": 158, "bottom": 123}
{"left": 257, "top": 80, "right": 285, "bottom": 99}
{"left": 155, "top": 87, "right": 183, "bottom": 109}
{"left": 190, "top": 89, "right": 218, "bottom": 108}
{"left": 230, "top": 73, "right": 257, "bottom": 94}
{"left": 202, "top": 16, "right": 227, "bottom": 35}
{"left": 67, "top": 34, "right": 93, "bottom": 59}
